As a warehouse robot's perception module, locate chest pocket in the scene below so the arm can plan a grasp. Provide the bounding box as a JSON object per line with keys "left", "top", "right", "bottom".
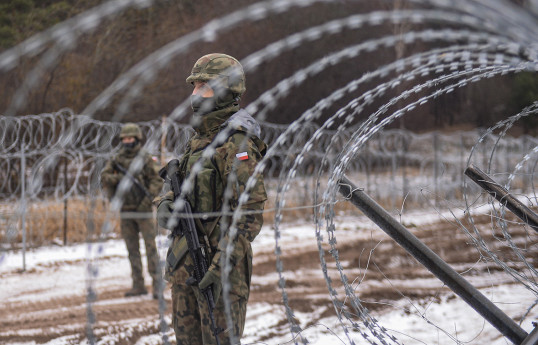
{"left": 184, "top": 151, "right": 222, "bottom": 215}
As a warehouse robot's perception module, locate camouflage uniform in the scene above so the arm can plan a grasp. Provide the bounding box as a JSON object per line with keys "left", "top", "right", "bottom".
{"left": 101, "top": 123, "right": 163, "bottom": 297}
{"left": 156, "top": 54, "right": 267, "bottom": 344}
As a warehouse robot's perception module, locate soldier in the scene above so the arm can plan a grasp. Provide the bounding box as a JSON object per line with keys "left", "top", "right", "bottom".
{"left": 101, "top": 123, "right": 162, "bottom": 298}
{"left": 155, "top": 53, "right": 267, "bottom": 344}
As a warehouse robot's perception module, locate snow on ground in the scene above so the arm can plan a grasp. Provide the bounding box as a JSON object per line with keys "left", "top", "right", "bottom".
{"left": 242, "top": 283, "right": 537, "bottom": 345}
{"left": 1, "top": 208, "right": 537, "bottom": 344}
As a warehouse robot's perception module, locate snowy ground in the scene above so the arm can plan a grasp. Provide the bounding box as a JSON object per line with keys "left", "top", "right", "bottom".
{"left": 1, "top": 207, "right": 537, "bottom": 345}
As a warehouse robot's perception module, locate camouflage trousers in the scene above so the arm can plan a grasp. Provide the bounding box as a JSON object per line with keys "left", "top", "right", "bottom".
{"left": 120, "top": 216, "right": 159, "bottom": 288}
{"left": 172, "top": 283, "right": 247, "bottom": 345}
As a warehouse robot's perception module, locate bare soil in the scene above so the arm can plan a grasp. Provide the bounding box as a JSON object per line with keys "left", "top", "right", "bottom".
{"left": 1, "top": 212, "right": 536, "bottom": 344}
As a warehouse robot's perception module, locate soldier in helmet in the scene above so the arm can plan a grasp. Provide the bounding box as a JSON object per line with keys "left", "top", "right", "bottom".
{"left": 155, "top": 53, "right": 267, "bottom": 344}
{"left": 101, "top": 123, "right": 163, "bottom": 298}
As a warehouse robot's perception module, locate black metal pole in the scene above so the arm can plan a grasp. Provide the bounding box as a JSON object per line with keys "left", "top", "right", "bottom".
{"left": 465, "top": 164, "right": 538, "bottom": 233}
{"left": 338, "top": 175, "right": 528, "bottom": 345}
{"left": 521, "top": 325, "right": 538, "bottom": 345}
{"left": 63, "top": 156, "right": 68, "bottom": 245}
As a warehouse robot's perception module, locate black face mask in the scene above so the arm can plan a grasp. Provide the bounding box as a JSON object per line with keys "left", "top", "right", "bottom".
{"left": 122, "top": 139, "right": 139, "bottom": 149}
{"left": 191, "top": 94, "right": 216, "bottom": 115}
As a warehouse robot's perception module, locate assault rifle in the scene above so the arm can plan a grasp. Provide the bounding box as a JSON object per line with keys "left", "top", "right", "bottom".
{"left": 113, "top": 161, "right": 152, "bottom": 199}
{"left": 164, "top": 159, "right": 222, "bottom": 345}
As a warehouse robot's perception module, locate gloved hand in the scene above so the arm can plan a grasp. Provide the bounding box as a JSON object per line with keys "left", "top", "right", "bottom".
{"left": 199, "top": 270, "right": 221, "bottom": 305}
{"left": 157, "top": 200, "right": 173, "bottom": 229}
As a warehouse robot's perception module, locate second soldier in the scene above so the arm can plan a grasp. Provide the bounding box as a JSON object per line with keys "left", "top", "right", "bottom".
{"left": 101, "top": 123, "right": 163, "bottom": 298}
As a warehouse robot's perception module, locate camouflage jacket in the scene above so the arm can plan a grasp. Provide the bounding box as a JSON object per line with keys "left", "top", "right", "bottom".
{"left": 158, "top": 105, "right": 267, "bottom": 295}
{"left": 100, "top": 144, "right": 162, "bottom": 212}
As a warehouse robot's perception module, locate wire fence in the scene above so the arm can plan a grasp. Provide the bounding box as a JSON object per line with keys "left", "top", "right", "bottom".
{"left": 1, "top": 109, "right": 537, "bottom": 248}
{"left": 3, "top": 109, "right": 537, "bottom": 196}
{"left": 1, "top": 0, "right": 538, "bottom": 344}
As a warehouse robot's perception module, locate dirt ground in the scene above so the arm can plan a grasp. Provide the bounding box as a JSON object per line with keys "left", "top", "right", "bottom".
{"left": 1, "top": 211, "right": 536, "bottom": 344}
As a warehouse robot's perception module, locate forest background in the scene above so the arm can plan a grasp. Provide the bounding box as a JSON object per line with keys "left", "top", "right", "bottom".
{"left": 1, "top": 0, "right": 537, "bottom": 133}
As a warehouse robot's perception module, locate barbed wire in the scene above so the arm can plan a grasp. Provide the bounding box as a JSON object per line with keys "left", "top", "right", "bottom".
{"left": 1, "top": 109, "right": 535, "bottom": 201}
{"left": 1, "top": 113, "right": 537, "bottom": 343}
{"left": 1, "top": 0, "right": 538, "bottom": 344}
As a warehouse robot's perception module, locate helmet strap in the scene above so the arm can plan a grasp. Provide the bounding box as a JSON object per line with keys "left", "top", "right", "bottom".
{"left": 215, "top": 87, "right": 236, "bottom": 108}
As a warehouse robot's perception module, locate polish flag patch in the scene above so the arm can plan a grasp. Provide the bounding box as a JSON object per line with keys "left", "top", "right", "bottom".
{"left": 236, "top": 152, "right": 249, "bottom": 161}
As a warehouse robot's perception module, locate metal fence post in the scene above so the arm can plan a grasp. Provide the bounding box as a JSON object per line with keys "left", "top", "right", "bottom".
{"left": 63, "top": 155, "right": 68, "bottom": 245}
{"left": 20, "top": 140, "right": 27, "bottom": 271}
{"left": 521, "top": 325, "right": 538, "bottom": 345}
{"left": 338, "top": 175, "right": 529, "bottom": 344}
{"left": 465, "top": 164, "right": 538, "bottom": 233}
{"left": 433, "top": 132, "right": 440, "bottom": 206}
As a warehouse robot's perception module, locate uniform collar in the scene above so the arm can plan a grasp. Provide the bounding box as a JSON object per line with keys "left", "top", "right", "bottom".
{"left": 193, "top": 104, "right": 240, "bottom": 136}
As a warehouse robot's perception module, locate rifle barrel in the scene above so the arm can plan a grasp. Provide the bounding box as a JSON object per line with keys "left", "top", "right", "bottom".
{"left": 165, "top": 159, "right": 222, "bottom": 345}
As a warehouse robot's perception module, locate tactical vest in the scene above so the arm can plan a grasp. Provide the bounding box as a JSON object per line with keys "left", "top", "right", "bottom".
{"left": 114, "top": 151, "right": 154, "bottom": 212}
{"left": 164, "top": 130, "right": 247, "bottom": 279}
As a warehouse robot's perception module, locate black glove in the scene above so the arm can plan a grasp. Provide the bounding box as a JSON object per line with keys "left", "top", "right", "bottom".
{"left": 199, "top": 270, "right": 221, "bottom": 305}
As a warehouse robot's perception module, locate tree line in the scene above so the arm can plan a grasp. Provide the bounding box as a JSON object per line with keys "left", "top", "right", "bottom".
{"left": 0, "top": 0, "right": 537, "bottom": 134}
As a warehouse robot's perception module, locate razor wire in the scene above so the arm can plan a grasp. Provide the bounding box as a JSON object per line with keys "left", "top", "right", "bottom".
{"left": 260, "top": 49, "right": 538, "bottom": 345}
{"left": 1, "top": 0, "right": 538, "bottom": 344}
{"left": 462, "top": 104, "right": 538, "bottom": 296}
{"left": 1, "top": 110, "right": 536, "bottom": 344}
{"left": 313, "top": 70, "right": 538, "bottom": 344}
{"left": 1, "top": 110, "right": 537, "bottom": 204}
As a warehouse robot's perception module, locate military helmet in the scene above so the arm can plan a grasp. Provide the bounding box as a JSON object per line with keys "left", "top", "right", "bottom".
{"left": 186, "top": 53, "right": 246, "bottom": 97}
{"left": 119, "top": 123, "right": 142, "bottom": 140}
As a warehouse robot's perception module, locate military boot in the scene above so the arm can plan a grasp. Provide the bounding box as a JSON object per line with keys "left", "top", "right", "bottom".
{"left": 124, "top": 284, "right": 148, "bottom": 297}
